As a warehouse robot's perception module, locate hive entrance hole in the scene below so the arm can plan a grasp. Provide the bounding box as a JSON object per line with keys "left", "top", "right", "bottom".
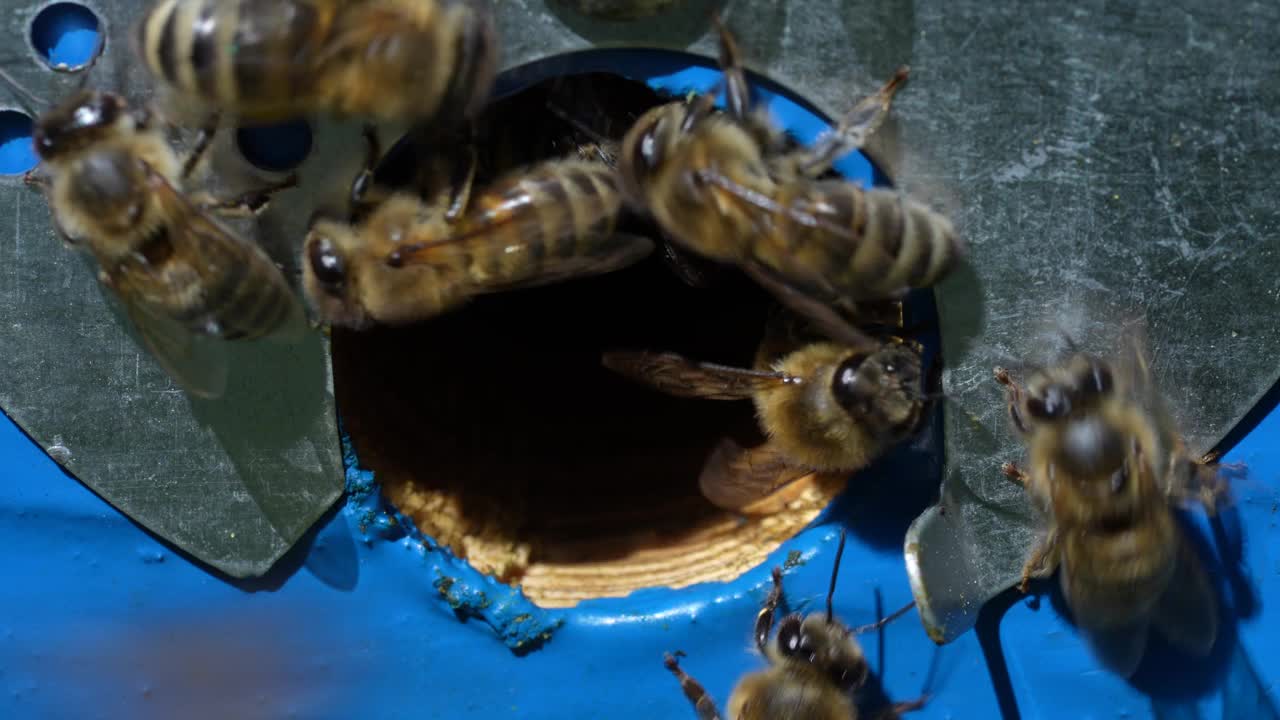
{"left": 332, "top": 71, "right": 848, "bottom": 606}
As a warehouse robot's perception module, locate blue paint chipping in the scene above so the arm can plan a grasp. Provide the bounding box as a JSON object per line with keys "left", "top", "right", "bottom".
{"left": 0, "top": 111, "right": 37, "bottom": 175}
{"left": 30, "top": 3, "right": 102, "bottom": 71}
{"left": 0, "top": 48, "right": 1277, "bottom": 720}
{"left": 236, "top": 120, "right": 313, "bottom": 172}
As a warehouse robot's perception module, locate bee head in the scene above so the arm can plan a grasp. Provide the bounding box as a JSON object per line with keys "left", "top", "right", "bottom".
{"left": 301, "top": 221, "right": 378, "bottom": 330}
{"left": 304, "top": 225, "right": 349, "bottom": 299}
{"left": 33, "top": 90, "right": 129, "bottom": 160}
{"left": 831, "top": 343, "right": 924, "bottom": 437}
{"left": 773, "top": 613, "right": 869, "bottom": 691}
{"left": 618, "top": 104, "right": 678, "bottom": 194}
{"left": 1024, "top": 354, "right": 1114, "bottom": 422}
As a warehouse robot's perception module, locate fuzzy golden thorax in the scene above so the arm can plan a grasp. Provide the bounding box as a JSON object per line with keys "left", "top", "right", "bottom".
{"left": 756, "top": 342, "right": 923, "bottom": 472}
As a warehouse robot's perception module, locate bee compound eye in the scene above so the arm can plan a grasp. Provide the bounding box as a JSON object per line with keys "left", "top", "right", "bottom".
{"left": 308, "top": 237, "right": 346, "bottom": 293}
{"left": 831, "top": 354, "right": 869, "bottom": 411}
{"left": 1084, "top": 360, "right": 1113, "bottom": 396}
{"left": 776, "top": 616, "right": 803, "bottom": 657}
{"left": 1028, "top": 385, "right": 1070, "bottom": 419}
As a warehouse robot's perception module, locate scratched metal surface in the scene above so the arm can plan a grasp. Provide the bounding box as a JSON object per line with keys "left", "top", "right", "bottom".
{"left": 0, "top": 0, "right": 351, "bottom": 578}
{"left": 890, "top": 0, "right": 1280, "bottom": 642}
{"left": 0, "top": 0, "right": 1276, "bottom": 629}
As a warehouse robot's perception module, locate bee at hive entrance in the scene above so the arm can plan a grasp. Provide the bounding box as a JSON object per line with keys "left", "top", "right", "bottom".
{"left": 328, "top": 71, "right": 924, "bottom": 607}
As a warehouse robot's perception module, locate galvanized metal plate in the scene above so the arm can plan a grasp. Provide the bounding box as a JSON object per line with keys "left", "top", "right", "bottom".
{"left": 0, "top": 0, "right": 352, "bottom": 577}
{"left": 893, "top": 1, "right": 1280, "bottom": 641}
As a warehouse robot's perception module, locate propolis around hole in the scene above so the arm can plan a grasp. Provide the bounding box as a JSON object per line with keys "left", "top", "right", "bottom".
{"left": 332, "top": 67, "right": 941, "bottom": 607}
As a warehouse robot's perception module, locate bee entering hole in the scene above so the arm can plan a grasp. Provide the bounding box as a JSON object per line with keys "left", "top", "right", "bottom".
{"left": 30, "top": 3, "right": 102, "bottom": 72}
{"left": 331, "top": 71, "right": 857, "bottom": 607}
{"left": 0, "top": 111, "right": 37, "bottom": 175}
{"left": 235, "top": 120, "right": 314, "bottom": 173}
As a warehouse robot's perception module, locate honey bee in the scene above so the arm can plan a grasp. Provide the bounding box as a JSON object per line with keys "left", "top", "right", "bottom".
{"left": 994, "top": 340, "right": 1225, "bottom": 677}
{"left": 302, "top": 150, "right": 653, "bottom": 328}
{"left": 2, "top": 73, "right": 304, "bottom": 399}
{"left": 602, "top": 334, "right": 923, "bottom": 510}
{"left": 618, "top": 23, "right": 961, "bottom": 346}
{"left": 136, "top": 0, "right": 498, "bottom": 125}
{"left": 664, "top": 531, "right": 927, "bottom": 719}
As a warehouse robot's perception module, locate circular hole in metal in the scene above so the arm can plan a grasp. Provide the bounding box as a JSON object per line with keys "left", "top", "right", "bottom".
{"left": 30, "top": 3, "right": 102, "bottom": 71}
{"left": 235, "top": 120, "right": 313, "bottom": 173}
{"left": 0, "top": 111, "right": 38, "bottom": 175}
{"left": 334, "top": 49, "right": 941, "bottom": 608}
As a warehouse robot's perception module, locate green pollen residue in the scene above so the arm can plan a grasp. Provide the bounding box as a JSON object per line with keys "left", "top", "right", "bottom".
{"left": 783, "top": 550, "right": 806, "bottom": 570}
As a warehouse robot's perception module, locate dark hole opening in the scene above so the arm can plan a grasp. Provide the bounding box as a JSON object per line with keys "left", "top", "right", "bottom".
{"left": 236, "top": 119, "right": 313, "bottom": 173}
{"left": 30, "top": 2, "right": 102, "bottom": 71}
{"left": 0, "top": 111, "right": 37, "bottom": 175}
{"left": 333, "top": 71, "right": 864, "bottom": 605}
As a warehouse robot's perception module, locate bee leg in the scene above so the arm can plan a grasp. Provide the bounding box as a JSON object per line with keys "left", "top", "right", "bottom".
{"left": 796, "top": 66, "right": 910, "bottom": 178}
{"left": 24, "top": 171, "right": 83, "bottom": 244}
{"left": 663, "top": 653, "right": 723, "bottom": 720}
{"left": 442, "top": 145, "right": 478, "bottom": 223}
{"left": 1000, "top": 461, "right": 1030, "bottom": 488}
{"left": 1166, "top": 449, "right": 1235, "bottom": 516}
{"left": 993, "top": 367, "right": 1029, "bottom": 434}
{"left": 22, "top": 168, "right": 48, "bottom": 191}
{"left": 180, "top": 112, "right": 221, "bottom": 180}
{"left": 348, "top": 124, "right": 385, "bottom": 216}
{"left": 1017, "top": 530, "right": 1059, "bottom": 593}
{"left": 711, "top": 17, "right": 751, "bottom": 121}
{"left": 753, "top": 567, "right": 786, "bottom": 654}
{"left": 847, "top": 298, "right": 905, "bottom": 329}
{"left": 195, "top": 173, "right": 300, "bottom": 218}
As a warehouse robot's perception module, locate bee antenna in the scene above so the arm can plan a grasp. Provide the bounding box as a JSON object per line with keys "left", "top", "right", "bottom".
{"left": 825, "top": 529, "right": 847, "bottom": 623}
{"left": 0, "top": 67, "right": 50, "bottom": 116}
{"left": 850, "top": 599, "right": 917, "bottom": 635}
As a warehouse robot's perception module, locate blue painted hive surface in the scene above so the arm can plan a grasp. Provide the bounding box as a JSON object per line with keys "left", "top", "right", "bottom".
{"left": 2, "top": 393, "right": 1278, "bottom": 719}
{"left": 1, "top": 9, "right": 1278, "bottom": 720}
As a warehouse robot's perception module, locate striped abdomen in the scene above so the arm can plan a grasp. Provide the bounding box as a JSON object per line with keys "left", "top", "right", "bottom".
{"left": 452, "top": 160, "right": 629, "bottom": 288}
{"left": 756, "top": 180, "right": 961, "bottom": 301}
{"left": 196, "top": 242, "right": 297, "bottom": 340}
{"left": 138, "top": 0, "right": 338, "bottom": 119}
{"left": 1060, "top": 512, "right": 1178, "bottom": 628}
{"left": 138, "top": 213, "right": 298, "bottom": 341}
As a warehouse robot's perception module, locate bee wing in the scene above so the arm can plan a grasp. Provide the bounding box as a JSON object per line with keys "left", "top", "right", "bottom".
{"left": 473, "top": 233, "right": 655, "bottom": 294}
{"left": 698, "top": 438, "right": 813, "bottom": 511}
{"left": 602, "top": 351, "right": 797, "bottom": 400}
{"left": 1149, "top": 535, "right": 1219, "bottom": 656}
{"left": 151, "top": 173, "right": 303, "bottom": 340}
{"left": 1113, "top": 319, "right": 1190, "bottom": 486}
{"left": 740, "top": 262, "right": 878, "bottom": 351}
{"left": 117, "top": 281, "right": 229, "bottom": 399}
